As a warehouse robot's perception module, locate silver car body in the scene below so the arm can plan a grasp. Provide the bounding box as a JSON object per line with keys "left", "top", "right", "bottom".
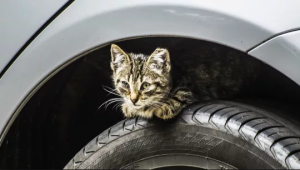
{"left": 1, "top": 0, "right": 300, "bottom": 144}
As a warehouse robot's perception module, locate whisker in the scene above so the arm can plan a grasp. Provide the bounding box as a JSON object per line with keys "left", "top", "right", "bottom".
{"left": 113, "top": 102, "right": 123, "bottom": 111}
{"left": 98, "top": 98, "right": 123, "bottom": 110}
{"left": 104, "top": 99, "right": 123, "bottom": 110}
{"left": 102, "top": 85, "right": 121, "bottom": 97}
{"left": 104, "top": 85, "right": 118, "bottom": 91}
{"left": 102, "top": 85, "right": 119, "bottom": 94}
{"left": 117, "top": 103, "right": 123, "bottom": 111}
{"left": 102, "top": 85, "right": 119, "bottom": 93}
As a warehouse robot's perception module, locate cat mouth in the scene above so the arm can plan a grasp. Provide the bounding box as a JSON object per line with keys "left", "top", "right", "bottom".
{"left": 125, "top": 101, "right": 144, "bottom": 109}
{"left": 133, "top": 104, "right": 142, "bottom": 108}
{"left": 131, "top": 104, "right": 143, "bottom": 109}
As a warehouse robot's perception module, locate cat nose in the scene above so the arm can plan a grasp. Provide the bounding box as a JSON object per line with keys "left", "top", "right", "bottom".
{"left": 130, "top": 92, "right": 138, "bottom": 105}
{"left": 130, "top": 97, "right": 138, "bottom": 105}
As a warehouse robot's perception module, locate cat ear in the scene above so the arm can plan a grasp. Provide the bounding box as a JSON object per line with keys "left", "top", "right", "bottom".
{"left": 147, "top": 48, "right": 171, "bottom": 74}
{"left": 110, "top": 44, "right": 131, "bottom": 72}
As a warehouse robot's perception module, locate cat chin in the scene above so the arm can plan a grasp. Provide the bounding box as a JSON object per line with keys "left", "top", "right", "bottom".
{"left": 132, "top": 106, "right": 144, "bottom": 110}
{"left": 124, "top": 102, "right": 144, "bottom": 110}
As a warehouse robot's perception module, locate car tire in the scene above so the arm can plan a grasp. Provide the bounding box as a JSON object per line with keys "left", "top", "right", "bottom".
{"left": 64, "top": 101, "right": 300, "bottom": 169}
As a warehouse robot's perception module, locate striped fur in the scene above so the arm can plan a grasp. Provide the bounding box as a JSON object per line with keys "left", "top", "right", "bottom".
{"left": 110, "top": 44, "right": 194, "bottom": 119}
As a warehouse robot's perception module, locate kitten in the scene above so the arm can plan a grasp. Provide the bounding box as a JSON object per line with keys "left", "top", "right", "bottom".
{"left": 110, "top": 44, "right": 258, "bottom": 119}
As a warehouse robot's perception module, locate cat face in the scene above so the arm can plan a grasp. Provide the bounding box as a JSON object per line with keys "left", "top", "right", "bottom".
{"left": 110, "top": 44, "right": 171, "bottom": 110}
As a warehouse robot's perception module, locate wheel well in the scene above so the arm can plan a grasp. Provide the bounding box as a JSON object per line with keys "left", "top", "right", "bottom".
{"left": 1, "top": 37, "right": 300, "bottom": 168}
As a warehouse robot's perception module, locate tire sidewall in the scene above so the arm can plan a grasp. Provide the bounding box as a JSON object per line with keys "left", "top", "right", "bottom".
{"left": 79, "top": 123, "right": 283, "bottom": 169}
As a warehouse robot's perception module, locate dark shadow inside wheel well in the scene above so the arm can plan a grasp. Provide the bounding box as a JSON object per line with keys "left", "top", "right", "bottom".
{"left": 1, "top": 37, "right": 300, "bottom": 168}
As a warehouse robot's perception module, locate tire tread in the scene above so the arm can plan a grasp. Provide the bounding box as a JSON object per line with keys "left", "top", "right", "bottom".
{"left": 64, "top": 102, "right": 300, "bottom": 169}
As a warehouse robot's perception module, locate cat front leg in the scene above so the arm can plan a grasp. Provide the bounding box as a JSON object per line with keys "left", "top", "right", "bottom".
{"left": 154, "top": 104, "right": 175, "bottom": 120}
{"left": 154, "top": 90, "right": 194, "bottom": 120}
{"left": 121, "top": 104, "right": 136, "bottom": 118}
{"left": 122, "top": 103, "right": 155, "bottom": 119}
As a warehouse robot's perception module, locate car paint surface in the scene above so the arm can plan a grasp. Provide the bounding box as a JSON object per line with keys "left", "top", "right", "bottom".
{"left": 0, "top": 0, "right": 68, "bottom": 73}
{"left": 1, "top": 0, "right": 300, "bottom": 144}
{"left": 249, "top": 31, "right": 300, "bottom": 85}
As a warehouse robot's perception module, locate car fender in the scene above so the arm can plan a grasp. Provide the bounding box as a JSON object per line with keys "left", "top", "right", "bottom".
{"left": 0, "top": 0, "right": 69, "bottom": 73}
{"left": 249, "top": 31, "right": 300, "bottom": 85}
{"left": 1, "top": 0, "right": 300, "bottom": 144}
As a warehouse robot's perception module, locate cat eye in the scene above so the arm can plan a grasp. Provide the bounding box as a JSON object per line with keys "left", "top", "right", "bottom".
{"left": 141, "top": 82, "right": 150, "bottom": 91}
{"left": 121, "top": 81, "right": 129, "bottom": 89}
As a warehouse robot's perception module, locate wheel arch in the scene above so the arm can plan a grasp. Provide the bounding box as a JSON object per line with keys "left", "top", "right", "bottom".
{"left": 1, "top": 0, "right": 300, "bottom": 149}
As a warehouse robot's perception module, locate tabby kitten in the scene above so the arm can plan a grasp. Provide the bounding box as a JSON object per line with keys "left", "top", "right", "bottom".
{"left": 110, "top": 44, "right": 258, "bottom": 119}
{"left": 110, "top": 44, "right": 194, "bottom": 120}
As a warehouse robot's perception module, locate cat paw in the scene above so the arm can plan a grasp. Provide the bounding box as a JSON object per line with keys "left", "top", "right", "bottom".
{"left": 154, "top": 106, "right": 177, "bottom": 120}
{"left": 122, "top": 105, "right": 135, "bottom": 118}
{"left": 136, "top": 111, "right": 154, "bottom": 119}
{"left": 155, "top": 112, "right": 176, "bottom": 120}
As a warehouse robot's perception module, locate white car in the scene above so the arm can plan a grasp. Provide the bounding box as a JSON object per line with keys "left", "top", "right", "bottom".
{"left": 1, "top": 0, "right": 300, "bottom": 169}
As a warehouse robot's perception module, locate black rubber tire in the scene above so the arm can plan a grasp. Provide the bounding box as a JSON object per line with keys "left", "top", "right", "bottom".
{"left": 64, "top": 101, "right": 300, "bottom": 169}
